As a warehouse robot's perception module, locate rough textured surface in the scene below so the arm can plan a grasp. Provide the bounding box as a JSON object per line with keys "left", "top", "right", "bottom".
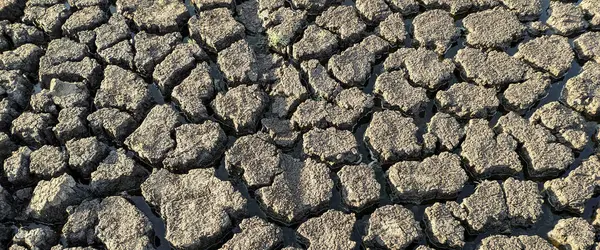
{"left": 384, "top": 47, "right": 455, "bottom": 90}
{"left": 548, "top": 218, "right": 595, "bottom": 250}
{"left": 463, "top": 8, "right": 525, "bottom": 48}
{"left": 363, "top": 205, "right": 422, "bottom": 249}
{"left": 364, "top": 110, "right": 421, "bottom": 164}
{"left": 413, "top": 9, "right": 458, "bottom": 54}
{"left": 436, "top": 82, "right": 499, "bottom": 119}
{"left": 296, "top": 210, "right": 357, "bottom": 249}
{"left": 338, "top": 164, "right": 380, "bottom": 210}
{"left": 515, "top": 35, "right": 574, "bottom": 77}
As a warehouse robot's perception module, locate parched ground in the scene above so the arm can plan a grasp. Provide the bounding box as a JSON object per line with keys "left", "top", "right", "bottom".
{"left": 0, "top": 0, "right": 600, "bottom": 249}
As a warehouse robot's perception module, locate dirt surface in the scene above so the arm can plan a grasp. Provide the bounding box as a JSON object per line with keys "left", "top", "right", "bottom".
{"left": 0, "top": 0, "right": 599, "bottom": 249}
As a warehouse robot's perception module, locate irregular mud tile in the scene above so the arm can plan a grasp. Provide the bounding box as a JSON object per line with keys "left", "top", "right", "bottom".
{"left": 374, "top": 70, "right": 429, "bottom": 115}
{"left": 515, "top": 35, "right": 574, "bottom": 78}
{"left": 291, "top": 99, "right": 330, "bottom": 129}
{"left": 328, "top": 87, "right": 374, "bottom": 129}
{"left": 436, "top": 82, "right": 499, "bottom": 119}
{"left": 384, "top": 47, "right": 455, "bottom": 90}
{"left": 94, "top": 65, "right": 154, "bottom": 120}
{"left": 217, "top": 40, "right": 259, "bottom": 84}
{"left": 262, "top": 118, "right": 300, "bottom": 148}
{"left": 363, "top": 204, "right": 422, "bottom": 249}
{"left": 189, "top": 8, "right": 245, "bottom": 52}
{"left": 133, "top": 0, "right": 189, "bottom": 34}
{"left": 455, "top": 47, "right": 530, "bottom": 87}
{"left": 547, "top": 2, "right": 588, "bottom": 36}
{"left": 171, "top": 62, "right": 214, "bottom": 123}
{"left": 531, "top": 101, "right": 591, "bottom": 150}
{"left": 315, "top": 6, "right": 366, "bottom": 43}
{"left": 49, "top": 79, "right": 89, "bottom": 109}
{"left": 328, "top": 45, "right": 373, "bottom": 87}
{"left": 338, "top": 163, "right": 381, "bottom": 210}
{"left": 543, "top": 154, "right": 600, "bottom": 214}
{"left": 296, "top": 210, "right": 357, "bottom": 249}
{"left": 62, "top": 199, "right": 100, "bottom": 246}
{"left": 226, "top": 133, "right": 282, "bottom": 188}
{"left": 574, "top": 32, "right": 600, "bottom": 63}
{"left": 358, "top": 34, "right": 391, "bottom": 58}
{"left": 154, "top": 42, "right": 206, "bottom": 95}
{"left": 221, "top": 217, "right": 284, "bottom": 250}
{"left": 461, "top": 180, "right": 509, "bottom": 234}
{"left": 413, "top": 9, "right": 458, "bottom": 54}
{"left": 0, "top": 132, "right": 17, "bottom": 161}
{"left": 62, "top": 6, "right": 108, "bottom": 36}
{"left": 125, "top": 104, "right": 183, "bottom": 165}
{"left": 3, "top": 146, "right": 33, "bottom": 185}
{"left": 133, "top": 31, "right": 181, "bottom": 77}
{"left": 364, "top": 110, "right": 421, "bottom": 163}
{"left": 68, "top": 0, "right": 109, "bottom": 8}
{"left": 65, "top": 136, "right": 109, "bottom": 177}
{"left": 562, "top": 62, "right": 600, "bottom": 118}
{"left": 0, "top": 44, "right": 44, "bottom": 73}
{"left": 547, "top": 217, "right": 595, "bottom": 250}
{"left": 385, "top": 0, "right": 419, "bottom": 15}
{"left": 263, "top": 7, "right": 307, "bottom": 54}
{"left": 26, "top": 174, "right": 88, "bottom": 223}
{"left": 3, "top": 23, "right": 45, "bottom": 47}
{"left": 90, "top": 149, "right": 149, "bottom": 196}
{"left": 292, "top": 25, "right": 339, "bottom": 61}
{"left": 356, "top": 0, "right": 392, "bottom": 23}
{"left": 424, "top": 112, "right": 465, "bottom": 151}
{"left": 96, "top": 196, "right": 155, "bottom": 250}
{"left": 502, "top": 177, "right": 543, "bottom": 226}
{"left": 12, "top": 224, "right": 58, "bottom": 250}
{"left": 581, "top": 0, "right": 600, "bottom": 29}
{"left": 463, "top": 7, "right": 525, "bottom": 49}
{"left": 495, "top": 112, "right": 574, "bottom": 178}
{"left": 163, "top": 121, "right": 227, "bottom": 172}
{"left": 424, "top": 202, "right": 466, "bottom": 249}
{"left": 377, "top": 13, "right": 406, "bottom": 45}
{"left": 255, "top": 156, "right": 333, "bottom": 224}
{"left": 269, "top": 64, "right": 308, "bottom": 118}
{"left": 87, "top": 108, "right": 136, "bottom": 144}
{"left": 94, "top": 14, "right": 130, "bottom": 51}
{"left": 39, "top": 57, "right": 103, "bottom": 89}
{"left": 212, "top": 84, "right": 268, "bottom": 134}
{"left": 477, "top": 235, "right": 522, "bottom": 250}
{"left": 387, "top": 152, "right": 468, "bottom": 203}
{"left": 461, "top": 119, "right": 522, "bottom": 179}
{"left": 141, "top": 168, "right": 247, "bottom": 249}
{"left": 303, "top": 127, "right": 360, "bottom": 166}
{"left": 29, "top": 145, "right": 67, "bottom": 180}
{"left": 54, "top": 107, "right": 89, "bottom": 143}
{"left": 502, "top": 72, "right": 551, "bottom": 113}
{"left": 98, "top": 40, "right": 135, "bottom": 69}
{"left": 11, "top": 112, "right": 56, "bottom": 147}
{"left": 499, "top": 0, "right": 542, "bottom": 21}
{"left": 420, "top": 0, "right": 499, "bottom": 15}
{"left": 236, "top": 0, "right": 264, "bottom": 34}
{"left": 192, "top": 0, "right": 233, "bottom": 11}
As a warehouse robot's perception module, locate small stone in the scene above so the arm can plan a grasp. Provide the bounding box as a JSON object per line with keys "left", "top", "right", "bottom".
{"left": 153, "top": 42, "right": 206, "bottom": 95}
{"left": 338, "top": 163, "right": 381, "bottom": 210}
{"left": 211, "top": 84, "right": 268, "bottom": 134}
{"left": 374, "top": 70, "right": 429, "bottom": 115}
{"left": 315, "top": 6, "right": 366, "bottom": 43}
{"left": 364, "top": 110, "right": 421, "bottom": 163}
{"left": 221, "top": 217, "right": 284, "bottom": 250}
{"left": 163, "top": 121, "right": 227, "bottom": 172}
{"left": 461, "top": 119, "right": 522, "bottom": 178}
{"left": 499, "top": 0, "right": 542, "bottom": 21}
{"left": 132, "top": 0, "right": 188, "bottom": 34}
{"left": 0, "top": 44, "right": 44, "bottom": 73}
{"left": 263, "top": 7, "right": 307, "bottom": 54}
{"left": 384, "top": 47, "right": 455, "bottom": 90}
{"left": 125, "top": 104, "right": 184, "bottom": 165}
{"left": 12, "top": 224, "right": 58, "bottom": 250}
{"left": 255, "top": 156, "right": 333, "bottom": 224}
{"left": 425, "top": 112, "right": 465, "bottom": 151}
{"left": 574, "top": 32, "right": 600, "bottom": 63}
{"left": 547, "top": 2, "right": 588, "bottom": 36}
{"left": 356, "top": 0, "right": 392, "bottom": 23}
{"left": 171, "top": 62, "right": 214, "bottom": 123}
{"left": 62, "top": 6, "right": 108, "bottom": 36}
{"left": 424, "top": 202, "right": 465, "bottom": 249}
{"left": 90, "top": 150, "right": 149, "bottom": 196}
{"left": 261, "top": 118, "right": 300, "bottom": 148}
{"left": 217, "top": 40, "right": 259, "bottom": 84}
{"left": 387, "top": 152, "right": 468, "bottom": 203}
{"left": 515, "top": 35, "right": 574, "bottom": 77}
{"left": 11, "top": 112, "right": 56, "bottom": 147}
{"left": 303, "top": 127, "right": 360, "bottom": 166}
{"left": 562, "top": 61, "right": 600, "bottom": 117}
{"left": 292, "top": 25, "right": 339, "bottom": 61}
{"left": 26, "top": 174, "right": 87, "bottom": 223}
{"left": 141, "top": 168, "right": 247, "bottom": 249}
{"left": 502, "top": 177, "right": 543, "bottom": 226}
{"left": 455, "top": 47, "right": 530, "bottom": 87}
{"left": 413, "top": 9, "right": 458, "bottom": 54}
{"left": 30, "top": 146, "right": 68, "bottom": 180}
{"left": 363, "top": 205, "right": 422, "bottom": 249}
{"left": 548, "top": 218, "right": 596, "bottom": 250}
{"left": 190, "top": 8, "right": 244, "bottom": 52}
{"left": 461, "top": 180, "right": 509, "bottom": 233}
{"left": 377, "top": 13, "right": 406, "bottom": 45}
{"left": 436, "top": 82, "right": 499, "bottom": 119}
{"left": 94, "top": 65, "right": 153, "bottom": 120}
{"left": 297, "top": 210, "right": 357, "bottom": 249}
{"left": 502, "top": 72, "right": 551, "bottom": 113}
{"left": 133, "top": 31, "right": 181, "bottom": 77}
{"left": 3, "top": 146, "right": 33, "bottom": 185}
{"left": 87, "top": 108, "right": 137, "bottom": 143}
{"left": 66, "top": 137, "right": 110, "bottom": 177}
{"left": 463, "top": 7, "right": 525, "bottom": 48}
{"left": 96, "top": 196, "right": 154, "bottom": 250}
